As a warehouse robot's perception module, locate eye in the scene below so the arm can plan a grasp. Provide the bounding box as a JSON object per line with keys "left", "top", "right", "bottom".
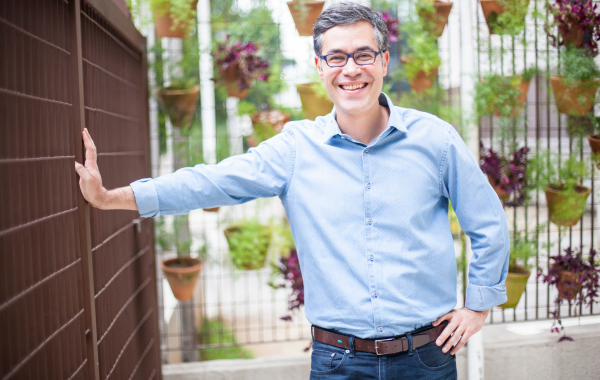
{"left": 327, "top": 54, "right": 346, "bottom": 63}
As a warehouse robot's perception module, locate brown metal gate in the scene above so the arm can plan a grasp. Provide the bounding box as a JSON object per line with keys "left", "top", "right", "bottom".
{"left": 0, "top": 1, "right": 161, "bottom": 379}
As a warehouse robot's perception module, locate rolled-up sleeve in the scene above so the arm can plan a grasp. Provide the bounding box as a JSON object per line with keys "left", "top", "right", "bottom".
{"left": 130, "top": 128, "right": 296, "bottom": 218}
{"left": 440, "top": 126, "right": 510, "bottom": 311}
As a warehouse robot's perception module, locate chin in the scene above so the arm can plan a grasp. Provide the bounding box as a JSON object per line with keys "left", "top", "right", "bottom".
{"left": 334, "top": 95, "right": 375, "bottom": 115}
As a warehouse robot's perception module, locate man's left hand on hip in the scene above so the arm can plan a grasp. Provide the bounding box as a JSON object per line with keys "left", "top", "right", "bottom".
{"left": 432, "top": 307, "right": 490, "bottom": 355}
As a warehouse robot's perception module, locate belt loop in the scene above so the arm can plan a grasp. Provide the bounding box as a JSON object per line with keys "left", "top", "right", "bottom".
{"left": 348, "top": 336, "right": 355, "bottom": 358}
{"left": 406, "top": 331, "right": 414, "bottom": 356}
{"left": 311, "top": 325, "right": 315, "bottom": 343}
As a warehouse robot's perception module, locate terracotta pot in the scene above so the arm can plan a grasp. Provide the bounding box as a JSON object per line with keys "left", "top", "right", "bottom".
{"left": 561, "top": 24, "right": 585, "bottom": 47}
{"left": 153, "top": 0, "right": 199, "bottom": 39}
{"left": 287, "top": 1, "right": 325, "bottom": 36}
{"left": 160, "top": 256, "right": 202, "bottom": 301}
{"left": 544, "top": 184, "right": 591, "bottom": 227}
{"left": 296, "top": 83, "right": 334, "bottom": 120}
{"left": 479, "top": 0, "right": 529, "bottom": 35}
{"left": 487, "top": 175, "right": 510, "bottom": 202}
{"left": 419, "top": 1, "right": 453, "bottom": 38}
{"left": 555, "top": 268, "right": 583, "bottom": 301}
{"left": 157, "top": 86, "right": 200, "bottom": 129}
{"left": 500, "top": 266, "right": 531, "bottom": 308}
{"left": 550, "top": 76, "right": 600, "bottom": 116}
{"left": 401, "top": 57, "right": 439, "bottom": 93}
{"left": 222, "top": 63, "right": 250, "bottom": 99}
{"left": 224, "top": 225, "right": 271, "bottom": 270}
{"left": 203, "top": 207, "right": 220, "bottom": 212}
{"left": 588, "top": 134, "right": 600, "bottom": 168}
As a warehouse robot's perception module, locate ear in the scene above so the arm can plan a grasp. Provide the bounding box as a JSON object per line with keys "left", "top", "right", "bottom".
{"left": 382, "top": 51, "right": 390, "bottom": 77}
{"left": 314, "top": 55, "right": 324, "bottom": 81}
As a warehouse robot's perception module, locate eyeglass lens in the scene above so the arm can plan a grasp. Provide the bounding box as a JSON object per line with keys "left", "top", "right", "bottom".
{"left": 326, "top": 51, "right": 377, "bottom": 67}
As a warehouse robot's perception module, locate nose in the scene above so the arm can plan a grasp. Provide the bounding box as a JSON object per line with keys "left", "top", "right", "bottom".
{"left": 342, "top": 57, "right": 362, "bottom": 77}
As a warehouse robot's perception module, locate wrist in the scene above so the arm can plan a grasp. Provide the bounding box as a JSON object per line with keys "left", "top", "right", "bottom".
{"left": 95, "top": 187, "right": 110, "bottom": 209}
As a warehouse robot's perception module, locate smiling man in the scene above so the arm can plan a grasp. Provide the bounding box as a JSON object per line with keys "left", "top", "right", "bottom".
{"left": 75, "top": 2, "right": 509, "bottom": 379}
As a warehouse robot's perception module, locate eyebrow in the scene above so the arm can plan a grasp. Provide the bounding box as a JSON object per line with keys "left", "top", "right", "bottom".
{"left": 325, "top": 45, "right": 377, "bottom": 54}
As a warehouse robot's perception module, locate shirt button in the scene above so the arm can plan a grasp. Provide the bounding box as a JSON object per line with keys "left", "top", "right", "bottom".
{"left": 369, "top": 255, "right": 374, "bottom": 261}
{"left": 372, "top": 292, "right": 378, "bottom": 297}
{"left": 379, "top": 327, "right": 383, "bottom": 332}
{"left": 365, "top": 148, "right": 369, "bottom": 153}
{"left": 367, "top": 219, "right": 372, "bottom": 225}
{"left": 367, "top": 183, "right": 371, "bottom": 189}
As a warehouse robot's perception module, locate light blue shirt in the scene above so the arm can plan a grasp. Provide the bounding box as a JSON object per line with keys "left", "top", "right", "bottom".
{"left": 131, "top": 93, "right": 509, "bottom": 339}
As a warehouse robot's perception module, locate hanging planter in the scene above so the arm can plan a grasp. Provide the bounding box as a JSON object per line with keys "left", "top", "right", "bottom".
{"left": 587, "top": 134, "right": 600, "bottom": 168}
{"left": 287, "top": 1, "right": 325, "bottom": 36}
{"left": 500, "top": 266, "right": 531, "bottom": 308}
{"left": 214, "top": 38, "right": 271, "bottom": 100}
{"left": 544, "top": 184, "right": 590, "bottom": 227}
{"left": 160, "top": 256, "right": 202, "bottom": 301}
{"left": 296, "top": 83, "right": 334, "bottom": 120}
{"left": 546, "top": 0, "right": 600, "bottom": 54}
{"left": 494, "top": 77, "right": 530, "bottom": 117}
{"left": 401, "top": 57, "right": 439, "bottom": 93}
{"left": 550, "top": 76, "right": 600, "bottom": 116}
{"left": 152, "top": 0, "right": 199, "bottom": 39}
{"left": 203, "top": 207, "right": 220, "bottom": 212}
{"left": 224, "top": 221, "right": 272, "bottom": 270}
{"left": 245, "top": 110, "right": 291, "bottom": 148}
{"left": 418, "top": 1, "right": 453, "bottom": 38}
{"left": 480, "top": 145, "right": 529, "bottom": 207}
{"left": 157, "top": 86, "right": 199, "bottom": 129}
{"left": 479, "top": 0, "right": 529, "bottom": 35}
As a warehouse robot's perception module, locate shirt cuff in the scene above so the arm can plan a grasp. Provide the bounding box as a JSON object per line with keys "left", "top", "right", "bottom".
{"left": 465, "top": 282, "right": 507, "bottom": 311}
{"left": 130, "top": 178, "right": 160, "bottom": 218}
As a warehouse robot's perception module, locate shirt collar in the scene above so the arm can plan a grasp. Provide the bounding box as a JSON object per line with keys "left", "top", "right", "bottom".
{"left": 321, "top": 92, "right": 408, "bottom": 144}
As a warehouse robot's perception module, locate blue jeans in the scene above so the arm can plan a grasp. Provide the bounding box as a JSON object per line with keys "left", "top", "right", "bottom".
{"left": 309, "top": 335, "right": 457, "bottom": 379}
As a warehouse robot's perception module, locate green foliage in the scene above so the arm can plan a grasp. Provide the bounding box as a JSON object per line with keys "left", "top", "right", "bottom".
{"left": 509, "top": 230, "right": 536, "bottom": 272}
{"left": 151, "top": 0, "right": 197, "bottom": 33}
{"left": 198, "top": 318, "right": 254, "bottom": 361}
{"left": 559, "top": 46, "right": 600, "bottom": 84}
{"left": 403, "top": 19, "right": 441, "bottom": 80}
{"left": 528, "top": 150, "right": 590, "bottom": 192}
{"left": 225, "top": 220, "right": 272, "bottom": 270}
{"left": 474, "top": 74, "right": 523, "bottom": 119}
{"left": 486, "top": 0, "right": 530, "bottom": 35}
{"left": 396, "top": 86, "right": 461, "bottom": 127}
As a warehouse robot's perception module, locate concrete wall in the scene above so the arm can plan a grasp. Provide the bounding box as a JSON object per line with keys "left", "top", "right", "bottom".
{"left": 163, "top": 319, "right": 600, "bottom": 380}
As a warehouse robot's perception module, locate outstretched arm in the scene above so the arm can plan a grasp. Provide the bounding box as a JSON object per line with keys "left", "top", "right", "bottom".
{"left": 74, "top": 129, "right": 138, "bottom": 211}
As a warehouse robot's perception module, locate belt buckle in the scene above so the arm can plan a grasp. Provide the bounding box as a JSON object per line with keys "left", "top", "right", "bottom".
{"left": 374, "top": 338, "right": 394, "bottom": 355}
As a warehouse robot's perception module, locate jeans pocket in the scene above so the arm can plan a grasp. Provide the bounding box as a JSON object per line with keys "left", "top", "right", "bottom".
{"left": 414, "top": 341, "right": 456, "bottom": 370}
{"left": 310, "top": 349, "right": 347, "bottom": 374}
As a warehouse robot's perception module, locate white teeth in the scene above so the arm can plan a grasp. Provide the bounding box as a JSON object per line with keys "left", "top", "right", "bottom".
{"left": 341, "top": 83, "right": 366, "bottom": 90}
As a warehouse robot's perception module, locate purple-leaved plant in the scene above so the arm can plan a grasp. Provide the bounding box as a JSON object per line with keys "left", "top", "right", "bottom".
{"left": 480, "top": 143, "right": 529, "bottom": 207}
{"left": 379, "top": 11, "right": 400, "bottom": 42}
{"left": 214, "top": 36, "right": 270, "bottom": 90}
{"left": 538, "top": 247, "right": 600, "bottom": 341}
{"left": 546, "top": 0, "right": 600, "bottom": 56}
{"left": 270, "top": 249, "right": 304, "bottom": 322}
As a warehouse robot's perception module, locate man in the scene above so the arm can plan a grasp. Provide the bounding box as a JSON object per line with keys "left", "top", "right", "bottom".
{"left": 75, "top": 3, "right": 509, "bottom": 379}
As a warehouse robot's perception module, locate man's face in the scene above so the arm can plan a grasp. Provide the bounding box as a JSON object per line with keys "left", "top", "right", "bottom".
{"left": 315, "top": 21, "right": 389, "bottom": 116}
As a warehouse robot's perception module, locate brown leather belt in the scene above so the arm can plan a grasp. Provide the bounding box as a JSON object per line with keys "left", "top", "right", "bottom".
{"left": 313, "top": 321, "right": 448, "bottom": 356}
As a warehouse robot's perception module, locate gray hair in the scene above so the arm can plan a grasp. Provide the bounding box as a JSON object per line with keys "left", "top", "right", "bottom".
{"left": 313, "top": 2, "right": 389, "bottom": 57}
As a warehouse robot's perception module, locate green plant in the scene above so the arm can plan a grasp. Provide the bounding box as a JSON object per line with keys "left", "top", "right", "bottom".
{"left": 393, "top": 86, "right": 461, "bottom": 127}
{"left": 403, "top": 19, "right": 441, "bottom": 80}
{"left": 474, "top": 68, "right": 537, "bottom": 119}
{"left": 486, "top": 0, "right": 530, "bottom": 35}
{"left": 509, "top": 230, "right": 535, "bottom": 272}
{"left": 198, "top": 318, "right": 254, "bottom": 360}
{"left": 559, "top": 46, "right": 600, "bottom": 84}
{"left": 224, "top": 220, "right": 272, "bottom": 270}
{"left": 529, "top": 150, "right": 590, "bottom": 192}
{"left": 152, "top": 0, "right": 197, "bottom": 32}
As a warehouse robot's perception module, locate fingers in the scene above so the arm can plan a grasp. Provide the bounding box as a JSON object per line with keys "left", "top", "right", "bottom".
{"left": 449, "top": 330, "right": 470, "bottom": 355}
{"left": 442, "top": 324, "right": 465, "bottom": 354}
{"left": 435, "top": 319, "right": 459, "bottom": 349}
{"left": 74, "top": 161, "right": 91, "bottom": 181}
{"left": 82, "top": 128, "right": 98, "bottom": 170}
{"left": 432, "top": 312, "right": 452, "bottom": 327}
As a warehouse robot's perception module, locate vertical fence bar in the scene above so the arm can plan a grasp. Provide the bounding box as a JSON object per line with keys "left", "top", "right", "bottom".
{"left": 69, "top": 0, "right": 100, "bottom": 379}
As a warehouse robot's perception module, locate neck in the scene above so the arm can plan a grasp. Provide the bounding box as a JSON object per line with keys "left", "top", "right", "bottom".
{"left": 335, "top": 99, "right": 390, "bottom": 145}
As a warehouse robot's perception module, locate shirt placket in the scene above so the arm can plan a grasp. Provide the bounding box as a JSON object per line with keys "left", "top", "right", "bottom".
{"left": 362, "top": 146, "right": 383, "bottom": 336}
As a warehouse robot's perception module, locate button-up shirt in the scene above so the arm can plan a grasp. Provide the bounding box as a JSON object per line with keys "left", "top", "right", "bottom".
{"left": 131, "top": 93, "right": 509, "bottom": 339}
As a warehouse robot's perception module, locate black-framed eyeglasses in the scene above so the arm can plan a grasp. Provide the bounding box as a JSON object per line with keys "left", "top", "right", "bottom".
{"left": 319, "top": 50, "right": 382, "bottom": 68}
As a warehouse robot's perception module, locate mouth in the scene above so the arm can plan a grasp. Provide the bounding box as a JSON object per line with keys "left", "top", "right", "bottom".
{"left": 339, "top": 82, "right": 368, "bottom": 92}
